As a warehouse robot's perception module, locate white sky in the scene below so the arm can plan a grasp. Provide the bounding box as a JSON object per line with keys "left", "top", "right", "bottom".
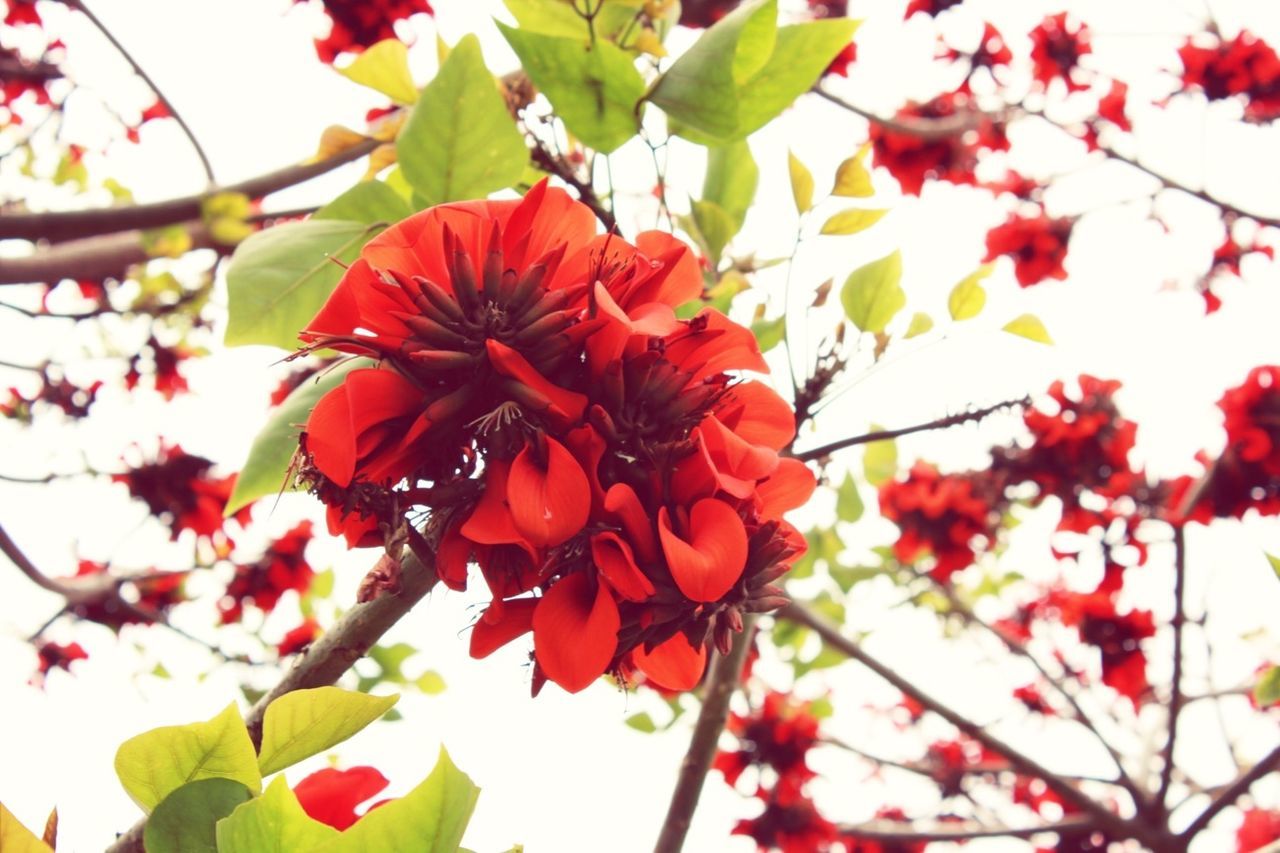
{"left": 2, "top": 0, "right": 1280, "bottom": 851}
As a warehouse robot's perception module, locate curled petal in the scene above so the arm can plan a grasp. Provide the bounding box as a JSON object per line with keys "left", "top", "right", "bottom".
{"left": 591, "top": 532, "right": 655, "bottom": 602}
{"left": 533, "top": 572, "right": 620, "bottom": 693}
{"left": 658, "top": 499, "right": 748, "bottom": 602}
{"left": 630, "top": 231, "right": 703, "bottom": 309}
{"left": 294, "top": 766, "right": 390, "bottom": 830}
{"left": 508, "top": 437, "right": 591, "bottom": 546}
{"left": 470, "top": 598, "right": 538, "bottom": 659}
{"left": 757, "top": 458, "right": 817, "bottom": 518}
{"left": 603, "top": 483, "right": 659, "bottom": 563}
{"left": 717, "top": 381, "right": 796, "bottom": 450}
{"left": 325, "top": 504, "right": 381, "bottom": 549}
{"left": 632, "top": 633, "right": 707, "bottom": 692}
{"left": 460, "top": 460, "right": 537, "bottom": 562}
{"left": 305, "top": 383, "right": 356, "bottom": 487}
{"left": 486, "top": 339, "right": 587, "bottom": 424}
{"left": 436, "top": 520, "right": 472, "bottom": 591}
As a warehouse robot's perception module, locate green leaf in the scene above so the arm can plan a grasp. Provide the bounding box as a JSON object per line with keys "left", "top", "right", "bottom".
{"left": 863, "top": 430, "right": 897, "bottom": 486}
{"left": 0, "top": 803, "right": 52, "bottom": 853}
{"left": 751, "top": 315, "right": 786, "bottom": 353}
{"left": 788, "top": 150, "right": 814, "bottom": 214}
{"left": 316, "top": 747, "right": 479, "bottom": 853}
{"left": 144, "top": 779, "right": 252, "bottom": 853}
{"left": 114, "top": 703, "right": 261, "bottom": 814}
{"left": 832, "top": 146, "right": 873, "bottom": 197}
{"left": 1002, "top": 313, "right": 1053, "bottom": 345}
{"left": 338, "top": 39, "right": 419, "bottom": 104}
{"left": 315, "top": 181, "right": 413, "bottom": 224}
{"left": 836, "top": 472, "right": 863, "bottom": 522}
{"left": 141, "top": 224, "right": 193, "bottom": 258}
{"left": 416, "top": 670, "right": 447, "bottom": 695}
{"left": 840, "top": 250, "right": 904, "bottom": 334}
{"left": 1255, "top": 665, "right": 1280, "bottom": 707}
{"left": 690, "top": 200, "right": 736, "bottom": 267}
{"left": 258, "top": 687, "right": 399, "bottom": 776}
{"left": 1265, "top": 552, "right": 1280, "bottom": 581}
{"left": 498, "top": 23, "right": 645, "bottom": 153}
{"left": 703, "top": 141, "right": 758, "bottom": 230}
{"left": 215, "top": 777, "right": 339, "bottom": 853}
{"left": 369, "top": 642, "right": 418, "bottom": 682}
{"left": 625, "top": 712, "right": 657, "bottom": 733}
{"left": 503, "top": 0, "right": 644, "bottom": 42}
{"left": 398, "top": 35, "right": 527, "bottom": 204}
{"left": 225, "top": 219, "right": 382, "bottom": 350}
{"left": 905, "top": 311, "right": 933, "bottom": 338}
{"left": 948, "top": 264, "right": 992, "bottom": 321}
{"left": 225, "top": 359, "right": 370, "bottom": 515}
{"left": 820, "top": 208, "right": 887, "bottom": 236}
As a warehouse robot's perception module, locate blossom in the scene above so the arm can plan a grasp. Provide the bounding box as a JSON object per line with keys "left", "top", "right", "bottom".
{"left": 30, "top": 640, "right": 88, "bottom": 687}
{"left": 277, "top": 617, "right": 322, "bottom": 656}
{"left": 113, "top": 441, "right": 249, "bottom": 545}
{"left": 124, "top": 336, "right": 193, "bottom": 400}
{"left": 1043, "top": 589, "right": 1155, "bottom": 706}
{"left": 65, "top": 560, "right": 187, "bottom": 629}
{"left": 733, "top": 785, "right": 839, "bottom": 853}
{"left": 219, "top": 521, "right": 315, "bottom": 624}
{"left": 1237, "top": 808, "right": 1280, "bottom": 852}
{"left": 1178, "top": 32, "right": 1280, "bottom": 122}
{"left": 715, "top": 691, "right": 821, "bottom": 792}
{"left": 868, "top": 92, "right": 1008, "bottom": 195}
{"left": 878, "top": 463, "right": 1001, "bottom": 581}
{"left": 1029, "top": 12, "right": 1092, "bottom": 92}
{"left": 300, "top": 0, "right": 434, "bottom": 64}
{"left": 293, "top": 766, "right": 390, "bottom": 830}
{"left": 296, "top": 181, "right": 810, "bottom": 694}
{"left": 983, "top": 210, "right": 1073, "bottom": 287}
{"left": 1097, "top": 80, "right": 1131, "bottom": 131}
{"left": 904, "top": 0, "right": 963, "bottom": 19}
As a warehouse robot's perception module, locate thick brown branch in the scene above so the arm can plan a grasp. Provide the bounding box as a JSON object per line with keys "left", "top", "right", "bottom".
{"left": 779, "top": 602, "right": 1176, "bottom": 849}
{"left": 105, "top": 548, "right": 440, "bottom": 853}
{"left": 653, "top": 617, "right": 757, "bottom": 853}
{"left": 0, "top": 222, "right": 217, "bottom": 285}
{"left": 794, "top": 397, "right": 1028, "bottom": 462}
{"left": 0, "top": 138, "right": 380, "bottom": 243}
{"left": 0, "top": 54, "right": 62, "bottom": 82}
{"left": 839, "top": 816, "right": 1094, "bottom": 843}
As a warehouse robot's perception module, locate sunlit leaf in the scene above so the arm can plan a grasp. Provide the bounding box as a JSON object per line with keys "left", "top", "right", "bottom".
{"left": 836, "top": 472, "right": 863, "bottom": 522}
{"left": 690, "top": 199, "right": 736, "bottom": 267}
{"left": 820, "top": 208, "right": 887, "bottom": 235}
{"left": 840, "top": 250, "right": 904, "bottom": 333}
{"left": 703, "top": 140, "right": 758, "bottom": 230}
{"left": 625, "top": 712, "right": 656, "bottom": 733}
{"left": 258, "top": 687, "right": 399, "bottom": 776}
{"left": 863, "top": 431, "right": 897, "bottom": 486}
{"left": 905, "top": 311, "right": 933, "bottom": 338}
{"left": 338, "top": 39, "right": 419, "bottom": 104}
{"left": 751, "top": 315, "right": 786, "bottom": 353}
{"left": 0, "top": 803, "right": 52, "bottom": 853}
{"left": 948, "top": 264, "right": 993, "bottom": 321}
{"left": 315, "top": 181, "right": 412, "bottom": 224}
{"left": 215, "top": 777, "right": 339, "bottom": 853}
{"left": 788, "top": 150, "right": 814, "bottom": 213}
{"left": 1255, "top": 666, "right": 1280, "bottom": 707}
{"left": 831, "top": 145, "right": 873, "bottom": 197}
{"left": 1002, "top": 313, "right": 1053, "bottom": 344}
{"left": 144, "top": 779, "right": 252, "bottom": 853}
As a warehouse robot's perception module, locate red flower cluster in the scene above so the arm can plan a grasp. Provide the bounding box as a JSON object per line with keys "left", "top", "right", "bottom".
{"left": 296, "top": 181, "right": 811, "bottom": 694}
{"left": 65, "top": 560, "right": 187, "bottom": 629}
{"left": 1040, "top": 588, "right": 1155, "bottom": 706}
{"left": 1097, "top": 80, "right": 1131, "bottom": 132}
{"left": 300, "top": 0, "right": 433, "bottom": 64}
{"left": 1178, "top": 32, "right": 1280, "bottom": 122}
{"left": 124, "top": 336, "right": 194, "bottom": 400}
{"left": 904, "top": 0, "right": 963, "bottom": 19}
{"left": 219, "top": 521, "right": 315, "bottom": 624}
{"left": 277, "top": 617, "right": 321, "bottom": 656}
{"left": 294, "top": 766, "right": 389, "bottom": 829}
{"left": 1029, "top": 12, "right": 1092, "bottom": 92}
{"left": 868, "top": 92, "right": 1008, "bottom": 195}
{"left": 878, "top": 462, "right": 1000, "bottom": 581}
{"left": 1237, "top": 808, "right": 1280, "bottom": 852}
{"left": 1172, "top": 366, "right": 1280, "bottom": 522}
{"left": 1198, "top": 230, "right": 1275, "bottom": 313}
{"left": 0, "top": 368, "right": 102, "bottom": 423}
{"left": 679, "top": 0, "right": 738, "bottom": 29}
{"left": 983, "top": 209, "right": 1074, "bottom": 287}
{"left": 733, "top": 790, "right": 839, "bottom": 853}
{"left": 31, "top": 640, "right": 88, "bottom": 686}
{"left": 113, "top": 441, "right": 249, "bottom": 546}
{"left": 715, "top": 691, "right": 821, "bottom": 793}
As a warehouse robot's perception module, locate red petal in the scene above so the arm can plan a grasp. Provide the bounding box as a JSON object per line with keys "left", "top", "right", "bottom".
{"left": 305, "top": 383, "right": 355, "bottom": 487}
{"left": 459, "top": 460, "right": 536, "bottom": 563}
{"left": 757, "top": 458, "right": 817, "bottom": 518}
{"left": 591, "top": 532, "right": 655, "bottom": 602}
{"left": 633, "top": 633, "right": 707, "bottom": 691}
{"left": 507, "top": 437, "right": 590, "bottom": 546}
{"left": 533, "top": 573, "right": 620, "bottom": 693}
{"left": 486, "top": 339, "right": 587, "bottom": 424}
{"left": 631, "top": 231, "right": 704, "bottom": 308}
{"left": 717, "top": 381, "right": 796, "bottom": 450}
{"left": 603, "top": 483, "right": 659, "bottom": 563}
{"left": 658, "top": 499, "right": 748, "bottom": 602}
{"left": 294, "top": 766, "right": 390, "bottom": 830}
{"left": 470, "top": 598, "right": 537, "bottom": 659}
{"left": 699, "top": 415, "right": 779, "bottom": 491}
{"left": 435, "top": 520, "right": 472, "bottom": 591}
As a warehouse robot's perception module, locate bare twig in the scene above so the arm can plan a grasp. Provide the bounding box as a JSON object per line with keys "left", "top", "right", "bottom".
{"left": 1178, "top": 742, "right": 1280, "bottom": 840}
{"left": 838, "top": 816, "right": 1095, "bottom": 843}
{"left": 1155, "top": 525, "right": 1189, "bottom": 814}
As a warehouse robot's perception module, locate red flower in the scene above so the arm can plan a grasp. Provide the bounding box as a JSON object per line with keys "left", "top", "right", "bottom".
{"left": 31, "top": 640, "right": 88, "bottom": 686}
{"left": 679, "top": 0, "right": 739, "bottom": 29}
{"left": 868, "top": 92, "right": 1008, "bottom": 195}
{"left": 1097, "top": 80, "right": 1131, "bottom": 131}
{"left": 64, "top": 560, "right": 187, "bottom": 629}
{"left": 300, "top": 0, "right": 434, "bottom": 64}
{"left": 293, "top": 766, "right": 390, "bottom": 830}
{"left": 125, "top": 336, "right": 193, "bottom": 400}
{"left": 1044, "top": 589, "right": 1155, "bottom": 706}
{"left": 277, "top": 617, "right": 322, "bottom": 656}
{"left": 1178, "top": 32, "right": 1280, "bottom": 122}
{"left": 1237, "top": 808, "right": 1280, "bottom": 852}
{"left": 113, "top": 441, "right": 249, "bottom": 545}
{"left": 904, "top": 0, "right": 963, "bottom": 19}
{"left": 733, "top": 785, "right": 839, "bottom": 853}
{"left": 715, "top": 691, "right": 821, "bottom": 790}
{"left": 219, "top": 521, "right": 315, "bottom": 623}
{"left": 983, "top": 209, "right": 1073, "bottom": 287}
{"left": 878, "top": 463, "right": 1000, "bottom": 581}
{"left": 1029, "top": 13, "right": 1092, "bottom": 92}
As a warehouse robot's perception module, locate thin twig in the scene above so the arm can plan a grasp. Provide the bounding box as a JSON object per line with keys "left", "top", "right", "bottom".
{"left": 653, "top": 617, "right": 757, "bottom": 853}
{"left": 838, "top": 816, "right": 1095, "bottom": 843}
{"left": 1156, "top": 525, "right": 1189, "bottom": 814}
{"left": 1178, "top": 742, "right": 1280, "bottom": 840}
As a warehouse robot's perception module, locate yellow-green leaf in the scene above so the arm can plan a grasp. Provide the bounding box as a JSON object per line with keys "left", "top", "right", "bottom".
{"left": 840, "top": 250, "right": 905, "bottom": 333}
{"left": 141, "top": 224, "right": 193, "bottom": 259}
{"left": 831, "top": 146, "right": 873, "bottom": 197}
{"left": 836, "top": 472, "right": 864, "bottom": 522}
{"left": 948, "top": 264, "right": 992, "bottom": 321}
{"left": 905, "top": 311, "right": 933, "bottom": 338}
{"left": 788, "top": 151, "right": 814, "bottom": 214}
{"left": 1266, "top": 552, "right": 1280, "bottom": 581}
{"left": 1002, "top": 313, "right": 1053, "bottom": 345}
{"left": 416, "top": 670, "right": 447, "bottom": 695}
{"left": 1255, "top": 666, "right": 1280, "bottom": 707}
{"left": 0, "top": 803, "right": 53, "bottom": 853}
{"left": 863, "top": 431, "right": 898, "bottom": 486}
{"left": 215, "top": 777, "right": 339, "bottom": 853}
{"left": 258, "top": 687, "right": 399, "bottom": 776}
{"left": 338, "top": 38, "right": 419, "bottom": 105}
{"left": 751, "top": 315, "right": 786, "bottom": 353}
{"left": 114, "top": 704, "right": 261, "bottom": 814}
{"left": 820, "top": 208, "right": 887, "bottom": 236}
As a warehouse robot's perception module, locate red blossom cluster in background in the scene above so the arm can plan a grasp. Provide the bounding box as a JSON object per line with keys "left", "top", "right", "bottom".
{"left": 299, "top": 0, "right": 434, "bottom": 63}
{"left": 294, "top": 181, "right": 812, "bottom": 695}
{"left": 1178, "top": 31, "right": 1280, "bottom": 122}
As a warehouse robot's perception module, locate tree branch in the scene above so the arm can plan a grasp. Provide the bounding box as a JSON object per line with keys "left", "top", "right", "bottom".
{"left": 778, "top": 602, "right": 1177, "bottom": 849}
{"left": 653, "top": 617, "right": 756, "bottom": 853}
{"left": 793, "top": 396, "right": 1028, "bottom": 463}
{"left": 838, "top": 816, "right": 1095, "bottom": 843}
{"left": 0, "top": 221, "right": 218, "bottom": 285}
{"left": 0, "top": 137, "right": 380, "bottom": 243}
{"left": 105, "top": 547, "right": 440, "bottom": 853}
{"left": 1155, "top": 525, "right": 1188, "bottom": 814}
{"left": 1177, "top": 743, "right": 1280, "bottom": 840}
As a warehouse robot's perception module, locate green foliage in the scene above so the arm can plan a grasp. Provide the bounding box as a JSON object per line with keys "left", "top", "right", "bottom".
{"left": 312, "top": 748, "right": 479, "bottom": 853}
{"left": 1003, "top": 313, "right": 1054, "bottom": 344}
{"left": 1266, "top": 552, "right": 1280, "bottom": 581}
{"left": 841, "top": 250, "right": 905, "bottom": 334}
{"left": 114, "top": 703, "right": 261, "bottom": 814}
{"left": 415, "top": 671, "right": 448, "bottom": 695}
{"left": 863, "top": 431, "right": 898, "bottom": 486}
{"left": 397, "top": 35, "right": 528, "bottom": 205}
{"left": 314, "top": 181, "right": 412, "bottom": 223}
{"left": 215, "top": 777, "right": 339, "bottom": 853}
{"left": 820, "top": 208, "right": 887, "bottom": 236}
{"left": 144, "top": 779, "right": 253, "bottom": 853}
{"left": 202, "top": 192, "right": 255, "bottom": 245}
{"left": 948, "top": 264, "right": 992, "bottom": 321}
{"left": 1256, "top": 665, "right": 1280, "bottom": 707}
{"left": 498, "top": 23, "right": 646, "bottom": 153}
{"left": 625, "top": 712, "right": 657, "bottom": 733}
{"left": 689, "top": 200, "right": 737, "bottom": 267}
{"left": 224, "top": 219, "right": 382, "bottom": 350}
{"left": 338, "top": 39, "right": 419, "bottom": 104}
{"left": 703, "top": 141, "right": 758, "bottom": 230}
{"left": 905, "top": 311, "right": 934, "bottom": 338}
{"left": 258, "top": 687, "right": 399, "bottom": 776}
{"left": 788, "top": 150, "right": 814, "bottom": 213}
{"left": 836, "top": 472, "right": 864, "bottom": 522}
{"left": 224, "top": 359, "right": 370, "bottom": 516}
{"left": 831, "top": 146, "right": 873, "bottom": 197}
{"left": 751, "top": 315, "right": 786, "bottom": 353}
